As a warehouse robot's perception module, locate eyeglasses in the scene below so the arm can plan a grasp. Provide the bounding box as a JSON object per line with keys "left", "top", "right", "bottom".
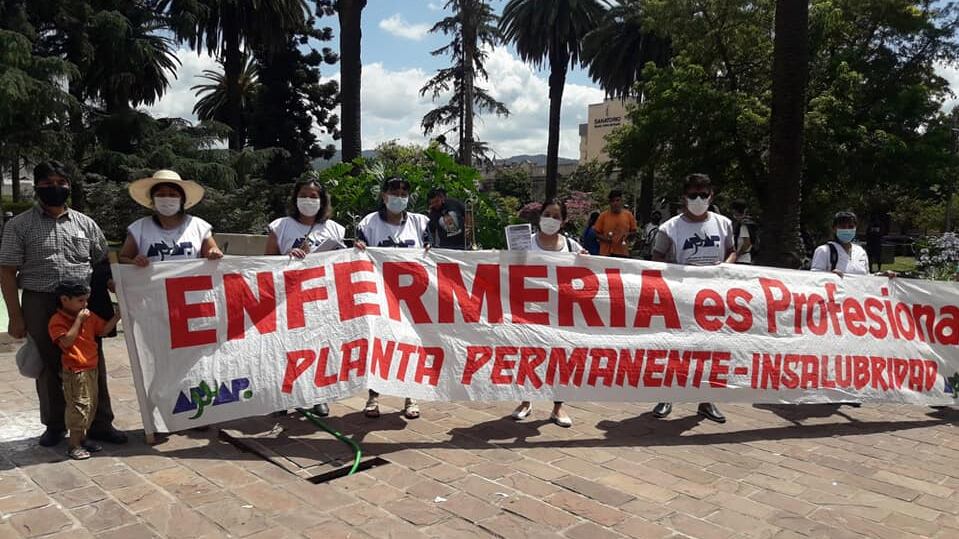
{"left": 686, "top": 192, "right": 711, "bottom": 200}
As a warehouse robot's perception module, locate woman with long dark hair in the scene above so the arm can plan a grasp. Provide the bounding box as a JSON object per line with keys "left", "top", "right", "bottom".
{"left": 265, "top": 178, "right": 346, "bottom": 417}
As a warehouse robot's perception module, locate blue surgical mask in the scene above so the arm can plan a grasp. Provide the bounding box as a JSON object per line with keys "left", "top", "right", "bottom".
{"left": 836, "top": 228, "right": 856, "bottom": 243}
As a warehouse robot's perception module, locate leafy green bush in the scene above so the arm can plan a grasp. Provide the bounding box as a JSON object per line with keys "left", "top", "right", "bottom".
{"left": 1, "top": 199, "right": 35, "bottom": 217}
{"left": 312, "top": 143, "right": 511, "bottom": 249}
{"left": 84, "top": 178, "right": 272, "bottom": 242}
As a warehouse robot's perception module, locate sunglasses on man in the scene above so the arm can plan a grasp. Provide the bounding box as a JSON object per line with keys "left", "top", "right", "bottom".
{"left": 686, "top": 192, "right": 711, "bottom": 200}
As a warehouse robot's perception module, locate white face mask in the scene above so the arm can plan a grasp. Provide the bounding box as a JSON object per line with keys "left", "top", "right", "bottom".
{"left": 539, "top": 216, "right": 562, "bottom": 235}
{"left": 686, "top": 197, "right": 710, "bottom": 217}
{"left": 297, "top": 197, "right": 322, "bottom": 217}
{"left": 386, "top": 195, "right": 409, "bottom": 214}
{"left": 154, "top": 197, "right": 182, "bottom": 217}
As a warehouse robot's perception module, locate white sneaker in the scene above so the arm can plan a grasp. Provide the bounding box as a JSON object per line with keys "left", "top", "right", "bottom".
{"left": 511, "top": 404, "right": 532, "bottom": 420}
{"left": 550, "top": 412, "right": 572, "bottom": 428}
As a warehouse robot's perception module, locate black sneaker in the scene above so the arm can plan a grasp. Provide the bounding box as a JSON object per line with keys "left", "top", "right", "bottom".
{"left": 39, "top": 428, "right": 65, "bottom": 447}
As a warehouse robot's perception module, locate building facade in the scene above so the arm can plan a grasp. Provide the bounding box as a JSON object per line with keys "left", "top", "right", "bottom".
{"left": 579, "top": 98, "right": 635, "bottom": 163}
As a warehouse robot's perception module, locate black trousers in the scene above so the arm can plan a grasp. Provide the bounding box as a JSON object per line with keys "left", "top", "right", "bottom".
{"left": 21, "top": 291, "right": 115, "bottom": 433}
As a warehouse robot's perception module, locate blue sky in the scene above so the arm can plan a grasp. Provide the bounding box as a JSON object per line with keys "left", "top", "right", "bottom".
{"left": 145, "top": 0, "right": 959, "bottom": 160}
{"left": 147, "top": 0, "right": 604, "bottom": 159}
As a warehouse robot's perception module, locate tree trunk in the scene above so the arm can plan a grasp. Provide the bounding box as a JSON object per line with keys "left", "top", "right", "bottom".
{"left": 10, "top": 153, "right": 20, "bottom": 202}
{"left": 759, "top": 0, "right": 809, "bottom": 268}
{"left": 339, "top": 0, "right": 365, "bottom": 164}
{"left": 223, "top": 8, "right": 245, "bottom": 151}
{"left": 460, "top": 16, "right": 476, "bottom": 168}
{"left": 545, "top": 53, "right": 569, "bottom": 201}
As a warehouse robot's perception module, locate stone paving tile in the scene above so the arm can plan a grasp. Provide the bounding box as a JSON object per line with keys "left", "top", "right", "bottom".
{"left": 3, "top": 344, "right": 959, "bottom": 538}
{"left": 8, "top": 505, "right": 74, "bottom": 537}
{"left": 70, "top": 498, "right": 140, "bottom": 533}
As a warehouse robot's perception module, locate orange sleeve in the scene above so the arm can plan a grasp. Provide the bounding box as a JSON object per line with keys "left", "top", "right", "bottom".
{"left": 48, "top": 315, "right": 71, "bottom": 345}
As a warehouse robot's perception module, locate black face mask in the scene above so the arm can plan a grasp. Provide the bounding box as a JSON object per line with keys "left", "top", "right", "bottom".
{"left": 36, "top": 185, "right": 71, "bottom": 207}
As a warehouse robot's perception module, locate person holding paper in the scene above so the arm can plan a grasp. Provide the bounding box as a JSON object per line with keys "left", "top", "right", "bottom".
{"left": 354, "top": 176, "right": 431, "bottom": 420}
{"left": 265, "top": 178, "right": 346, "bottom": 418}
{"left": 511, "top": 199, "right": 586, "bottom": 428}
{"left": 265, "top": 178, "right": 346, "bottom": 259}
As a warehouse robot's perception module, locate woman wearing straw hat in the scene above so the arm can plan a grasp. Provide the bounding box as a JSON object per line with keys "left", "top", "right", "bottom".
{"left": 118, "top": 170, "right": 223, "bottom": 265}
{"left": 264, "top": 177, "right": 345, "bottom": 418}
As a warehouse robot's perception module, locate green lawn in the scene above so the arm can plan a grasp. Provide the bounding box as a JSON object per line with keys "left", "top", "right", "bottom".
{"left": 884, "top": 256, "right": 917, "bottom": 273}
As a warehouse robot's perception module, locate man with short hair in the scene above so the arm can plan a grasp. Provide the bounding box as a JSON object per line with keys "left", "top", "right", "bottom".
{"left": 650, "top": 173, "right": 737, "bottom": 423}
{"left": 0, "top": 161, "right": 127, "bottom": 447}
{"left": 427, "top": 187, "right": 467, "bottom": 250}
{"left": 593, "top": 189, "right": 637, "bottom": 257}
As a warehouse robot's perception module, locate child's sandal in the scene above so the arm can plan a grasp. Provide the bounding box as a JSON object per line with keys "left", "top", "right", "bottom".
{"left": 68, "top": 447, "right": 91, "bottom": 460}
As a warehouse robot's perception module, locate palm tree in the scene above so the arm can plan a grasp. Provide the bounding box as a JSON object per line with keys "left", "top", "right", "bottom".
{"left": 421, "top": 0, "right": 509, "bottom": 167}
{"left": 336, "top": 0, "right": 366, "bottom": 164}
{"left": 582, "top": 0, "right": 670, "bottom": 99}
{"left": 582, "top": 0, "right": 670, "bottom": 223}
{"left": 159, "top": 0, "right": 308, "bottom": 150}
{"left": 760, "top": 0, "right": 809, "bottom": 267}
{"left": 83, "top": 6, "right": 179, "bottom": 113}
{"left": 500, "top": 0, "right": 608, "bottom": 199}
{"left": 192, "top": 55, "right": 259, "bottom": 124}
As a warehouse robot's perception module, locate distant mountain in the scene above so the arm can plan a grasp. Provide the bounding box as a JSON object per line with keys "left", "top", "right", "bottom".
{"left": 313, "top": 151, "right": 578, "bottom": 170}
{"left": 494, "top": 154, "right": 578, "bottom": 166}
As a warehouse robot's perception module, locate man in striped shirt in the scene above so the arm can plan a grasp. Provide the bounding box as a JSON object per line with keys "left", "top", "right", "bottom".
{"left": 1, "top": 162, "right": 126, "bottom": 447}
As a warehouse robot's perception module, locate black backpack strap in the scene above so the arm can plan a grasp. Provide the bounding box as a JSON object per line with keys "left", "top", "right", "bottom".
{"left": 828, "top": 242, "right": 839, "bottom": 271}
{"left": 566, "top": 236, "right": 573, "bottom": 252}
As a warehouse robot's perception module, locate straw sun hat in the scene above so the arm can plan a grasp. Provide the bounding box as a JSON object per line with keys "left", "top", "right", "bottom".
{"left": 128, "top": 170, "right": 205, "bottom": 210}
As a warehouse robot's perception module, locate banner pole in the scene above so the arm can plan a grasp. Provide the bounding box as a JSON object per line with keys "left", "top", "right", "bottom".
{"left": 112, "top": 262, "right": 158, "bottom": 444}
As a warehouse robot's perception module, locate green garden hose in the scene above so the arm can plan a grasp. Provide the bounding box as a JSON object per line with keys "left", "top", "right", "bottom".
{"left": 298, "top": 408, "right": 363, "bottom": 476}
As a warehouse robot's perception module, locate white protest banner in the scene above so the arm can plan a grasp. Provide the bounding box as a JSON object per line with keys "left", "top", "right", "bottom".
{"left": 113, "top": 249, "right": 959, "bottom": 434}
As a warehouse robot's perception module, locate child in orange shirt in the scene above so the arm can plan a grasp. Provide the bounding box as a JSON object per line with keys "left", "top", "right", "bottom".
{"left": 48, "top": 281, "right": 120, "bottom": 460}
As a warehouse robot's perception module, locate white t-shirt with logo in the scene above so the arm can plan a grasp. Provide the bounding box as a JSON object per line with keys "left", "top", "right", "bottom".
{"left": 653, "top": 212, "right": 735, "bottom": 266}
{"left": 357, "top": 211, "right": 431, "bottom": 248}
{"left": 127, "top": 215, "right": 212, "bottom": 262}
{"left": 528, "top": 233, "right": 584, "bottom": 253}
{"left": 810, "top": 242, "right": 870, "bottom": 275}
{"left": 268, "top": 217, "right": 346, "bottom": 254}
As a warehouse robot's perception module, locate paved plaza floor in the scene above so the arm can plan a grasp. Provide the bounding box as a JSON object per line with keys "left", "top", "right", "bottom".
{"left": 0, "top": 336, "right": 956, "bottom": 538}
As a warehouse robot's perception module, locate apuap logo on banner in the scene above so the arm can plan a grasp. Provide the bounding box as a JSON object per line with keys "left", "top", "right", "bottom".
{"left": 113, "top": 249, "right": 959, "bottom": 434}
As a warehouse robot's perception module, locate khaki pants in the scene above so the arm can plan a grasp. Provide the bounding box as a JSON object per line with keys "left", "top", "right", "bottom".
{"left": 22, "top": 291, "right": 116, "bottom": 433}
{"left": 62, "top": 368, "right": 98, "bottom": 433}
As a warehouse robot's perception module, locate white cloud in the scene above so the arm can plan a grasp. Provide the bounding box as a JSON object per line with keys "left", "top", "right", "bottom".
{"left": 378, "top": 14, "right": 432, "bottom": 41}
{"left": 936, "top": 62, "right": 959, "bottom": 111}
{"left": 353, "top": 47, "right": 603, "bottom": 159}
{"left": 144, "top": 47, "right": 219, "bottom": 121}
{"left": 428, "top": 2, "right": 443, "bottom": 10}
{"left": 146, "top": 46, "right": 605, "bottom": 161}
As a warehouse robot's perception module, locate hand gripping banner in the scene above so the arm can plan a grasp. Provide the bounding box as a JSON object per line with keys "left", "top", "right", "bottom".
{"left": 112, "top": 249, "right": 959, "bottom": 434}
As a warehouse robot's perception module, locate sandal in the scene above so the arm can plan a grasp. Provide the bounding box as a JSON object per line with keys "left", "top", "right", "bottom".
{"left": 68, "top": 447, "right": 91, "bottom": 460}
{"left": 364, "top": 396, "right": 380, "bottom": 418}
{"left": 82, "top": 440, "right": 103, "bottom": 453}
{"left": 403, "top": 398, "right": 420, "bottom": 420}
